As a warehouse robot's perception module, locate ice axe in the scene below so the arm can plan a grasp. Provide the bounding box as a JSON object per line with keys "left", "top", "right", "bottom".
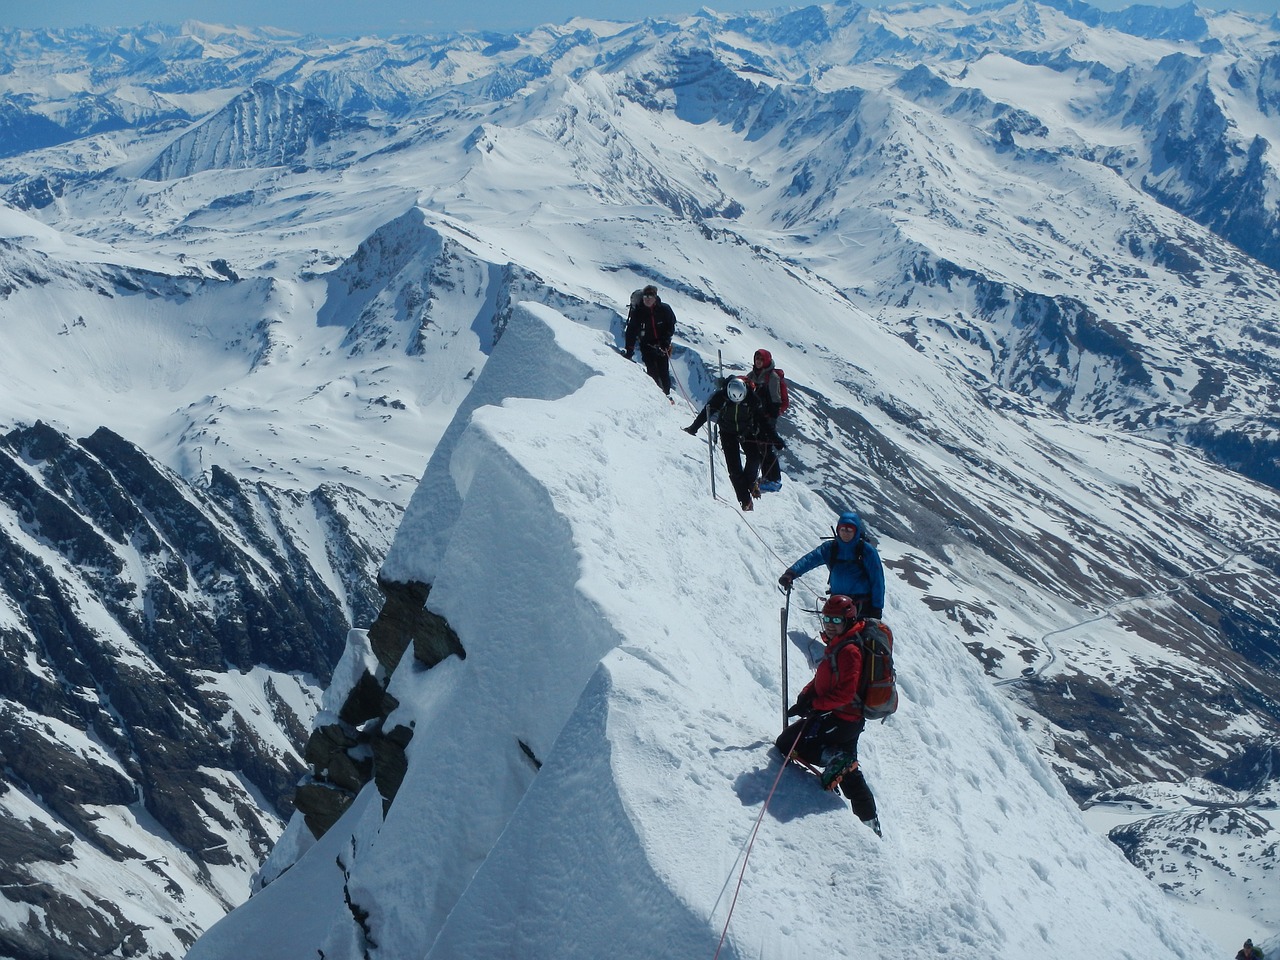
{"left": 780, "top": 583, "right": 792, "bottom": 731}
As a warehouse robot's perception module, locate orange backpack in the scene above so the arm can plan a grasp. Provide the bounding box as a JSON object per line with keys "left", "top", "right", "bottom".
{"left": 825, "top": 620, "right": 898, "bottom": 721}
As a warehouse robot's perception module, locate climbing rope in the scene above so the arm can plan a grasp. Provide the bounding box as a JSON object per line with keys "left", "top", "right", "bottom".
{"left": 715, "top": 492, "right": 789, "bottom": 568}
{"left": 711, "top": 720, "right": 809, "bottom": 960}
{"left": 668, "top": 357, "right": 697, "bottom": 411}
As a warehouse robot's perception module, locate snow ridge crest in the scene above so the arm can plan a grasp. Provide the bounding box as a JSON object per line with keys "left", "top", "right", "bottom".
{"left": 192, "top": 305, "right": 1215, "bottom": 960}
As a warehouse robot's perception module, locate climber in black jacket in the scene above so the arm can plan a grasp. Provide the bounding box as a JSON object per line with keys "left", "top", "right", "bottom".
{"left": 684, "top": 377, "right": 781, "bottom": 511}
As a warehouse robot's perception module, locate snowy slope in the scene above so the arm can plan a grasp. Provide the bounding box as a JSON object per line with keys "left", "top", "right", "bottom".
{"left": 189, "top": 303, "right": 1216, "bottom": 960}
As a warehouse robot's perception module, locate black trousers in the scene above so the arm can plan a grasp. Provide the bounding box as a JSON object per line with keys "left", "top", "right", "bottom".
{"left": 759, "top": 417, "right": 782, "bottom": 483}
{"left": 776, "top": 714, "right": 877, "bottom": 821}
{"left": 638, "top": 342, "right": 671, "bottom": 395}
{"left": 720, "top": 431, "right": 762, "bottom": 505}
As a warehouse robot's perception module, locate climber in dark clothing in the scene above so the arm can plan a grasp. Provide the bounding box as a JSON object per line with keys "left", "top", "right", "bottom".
{"left": 746, "top": 348, "right": 787, "bottom": 489}
{"left": 624, "top": 284, "right": 676, "bottom": 396}
{"left": 684, "top": 376, "right": 780, "bottom": 511}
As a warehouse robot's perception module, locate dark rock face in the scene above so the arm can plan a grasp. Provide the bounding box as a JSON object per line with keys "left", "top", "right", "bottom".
{"left": 0, "top": 98, "right": 70, "bottom": 158}
{"left": 141, "top": 81, "right": 364, "bottom": 181}
{"left": 293, "top": 578, "right": 463, "bottom": 837}
{"left": 0, "top": 422, "right": 397, "bottom": 960}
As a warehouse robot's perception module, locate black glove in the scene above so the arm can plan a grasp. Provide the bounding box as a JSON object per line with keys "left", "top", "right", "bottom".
{"left": 866, "top": 607, "right": 883, "bottom": 620}
{"left": 809, "top": 710, "right": 834, "bottom": 730}
{"left": 683, "top": 425, "right": 698, "bottom": 435}
{"left": 623, "top": 349, "right": 634, "bottom": 360}
{"left": 787, "top": 689, "right": 814, "bottom": 717}
{"left": 778, "top": 570, "right": 795, "bottom": 589}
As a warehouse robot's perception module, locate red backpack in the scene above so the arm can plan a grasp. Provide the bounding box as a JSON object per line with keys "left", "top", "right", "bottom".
{"left": 774, "top": 368, "right": 789, "bottom": 415}
{"left": 825, "top": 620, "right": 898, "bottom": 721}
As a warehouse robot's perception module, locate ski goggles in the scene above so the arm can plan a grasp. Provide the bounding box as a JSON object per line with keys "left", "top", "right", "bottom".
{"left": 821, "top": 615, "right": 846, "bottom": 625}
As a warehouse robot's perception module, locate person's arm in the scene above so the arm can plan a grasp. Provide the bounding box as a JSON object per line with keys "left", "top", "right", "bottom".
{"left": 791, "top": 542, "right": 829, "bottom": 578}
{"left": 787, "top": 684, "right": 815, "bottom": 716}
{"left": 623, "top": 313, "right": 639, "bottom": 357}
{"left": 687, "top": 392, "right": 725, "bottom": 433}
{"left": 660, "top": 304, "right": 676, "bottom": 347}
{"left": 781, "top": 542, "right": 827, "bottom": 587}
{"left": 864, "top": 544, "right": 886, "bottom": 612}
{"left": 754, "top": 398, "right": 781, "bottom": 445}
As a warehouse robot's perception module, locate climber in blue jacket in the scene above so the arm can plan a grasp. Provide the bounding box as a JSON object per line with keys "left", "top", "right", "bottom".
{"left": 777, "top": 511, "right": 885, "bottom": 618}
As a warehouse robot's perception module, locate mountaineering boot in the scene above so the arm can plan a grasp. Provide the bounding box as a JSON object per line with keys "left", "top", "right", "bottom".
{"left": 759, "top": 479, "right": 782, "bottom": 492}
{"left": 820, "top": 753, "right": 858, "bottom": 791}
{"left": 741, "top": 499, "right": 754, "bottom": 512}
{"left": 750, "top": 481, "right": 761, "bottom": 499}
{"left": 862, "top": 815, "right": 883, "bottom": 838}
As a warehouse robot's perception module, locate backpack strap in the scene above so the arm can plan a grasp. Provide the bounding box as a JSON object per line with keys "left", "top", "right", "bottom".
{"left": 821, "top": 624, "right": 872, "bottom": 715}
{"left": 825, "top": 534, "right": 865, "bottom": 590}
{"left": 822, "top": 622, "right": 867, "bottom": 684}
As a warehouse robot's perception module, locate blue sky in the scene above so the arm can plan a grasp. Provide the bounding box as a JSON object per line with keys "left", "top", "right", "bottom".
{"left": 6, "top": 0, "right": 1280, "bottom": 36}
{"left": 3, "top": 0, "right": 757, "bottom": 35}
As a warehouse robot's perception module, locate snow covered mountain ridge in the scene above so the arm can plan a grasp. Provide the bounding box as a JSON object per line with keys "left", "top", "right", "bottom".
{"left": 189, "top": 304, "right": 1219, "bottom": 960}
{"left": 0, "top": 0, "right": 1278, "bottom": 956}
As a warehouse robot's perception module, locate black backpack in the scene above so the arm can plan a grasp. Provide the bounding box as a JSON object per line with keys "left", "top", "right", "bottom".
{"left": 628, "top": 288, "right": 646, "bottom": 318}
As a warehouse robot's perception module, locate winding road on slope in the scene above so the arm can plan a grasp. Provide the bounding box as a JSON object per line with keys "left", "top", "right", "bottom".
{"left": 995, "top": 535, "right": 1280, "bottom": 687}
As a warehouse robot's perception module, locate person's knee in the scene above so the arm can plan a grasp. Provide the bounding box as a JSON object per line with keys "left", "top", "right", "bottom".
{"left": 775, "top": 721, "right": 804, "bottom": 756}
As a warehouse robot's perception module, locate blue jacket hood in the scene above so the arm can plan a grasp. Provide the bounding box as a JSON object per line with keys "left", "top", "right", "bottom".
{"left": 837, "top": 511, "right": 861, "bottom": 536}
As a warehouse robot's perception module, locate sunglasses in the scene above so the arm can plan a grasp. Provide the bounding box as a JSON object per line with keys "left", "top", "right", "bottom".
{"left": 821, "top": 615, "right": 845, "bottom": 625}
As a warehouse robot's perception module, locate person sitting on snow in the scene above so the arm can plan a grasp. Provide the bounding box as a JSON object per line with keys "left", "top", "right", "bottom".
{"left": 775, "top": 594, "right": 881, "bottom": 836}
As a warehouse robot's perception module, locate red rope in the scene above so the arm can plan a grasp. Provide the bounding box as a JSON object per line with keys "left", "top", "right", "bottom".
{"left": 711, "top": 722, "right": 809, "bottom": 959}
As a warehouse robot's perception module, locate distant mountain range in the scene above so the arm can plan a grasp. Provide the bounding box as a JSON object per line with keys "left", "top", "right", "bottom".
{"left": 1, "top": 2, "right": 1278, "bottom": 956}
